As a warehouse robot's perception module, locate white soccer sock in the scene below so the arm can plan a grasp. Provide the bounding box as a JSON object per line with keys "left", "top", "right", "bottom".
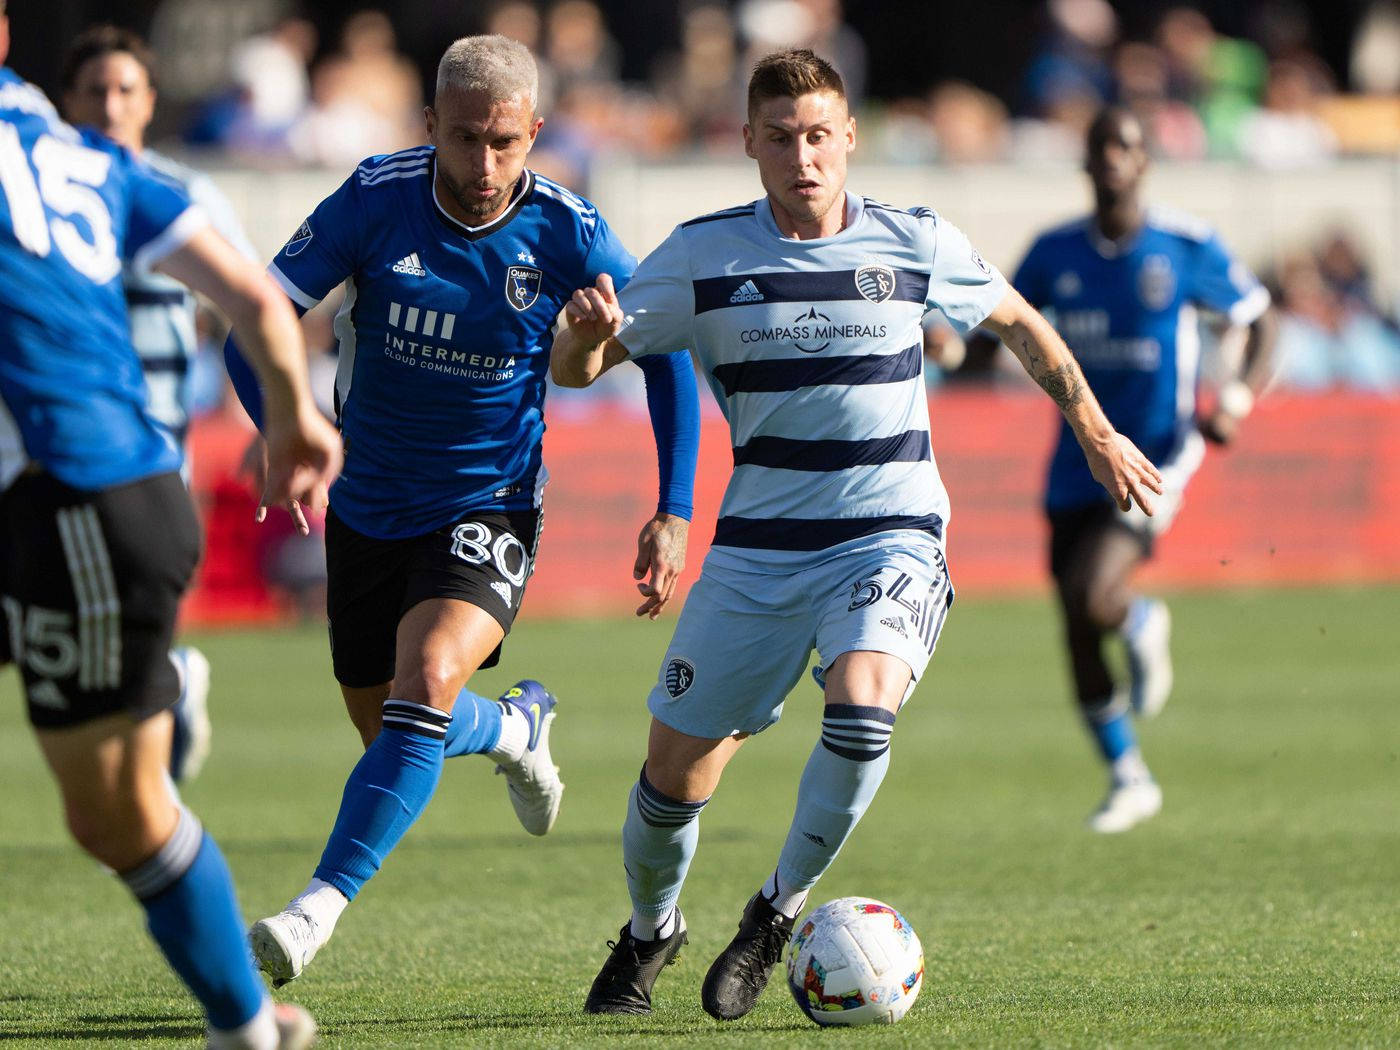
{"left": 207, "top": 997, "right": 277, "bottom": 1050}
{"left": 290, "top": 877, "right": 349, "bottom": 935}
{"left": 487, "top": 702, "right": 529, "bottom": 764}
{"left": 630, "top": 907, "right": 679, "bottom": 942}
{"left": 762, "top": 868, "right": 809, "bottom": 919}
{"left": 1110, "top": 749, "right": 1153, "bottom": 787}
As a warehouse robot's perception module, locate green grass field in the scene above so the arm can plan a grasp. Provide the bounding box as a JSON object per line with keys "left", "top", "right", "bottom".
{"left": 1, "top": 585, "right": 1396, "bottom": 1048}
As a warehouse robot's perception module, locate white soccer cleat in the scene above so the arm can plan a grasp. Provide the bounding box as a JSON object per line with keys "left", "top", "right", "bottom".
{"left": 494, "top": 680, "right": 564, "bottom": 836}
{"left": 250, "top": 908, "right": 329, "bottom": 988}
{"left": 1087, "top": 779, "right": 1163, "bottom": 834}
{"left": 1125, "top": 599, "right": 1173, "bottom": 719}
{"left": 169, "top": 645, "right": 213, "bottom": 783}
{"left": 271, "top": 1003, "right": 317, "bottom": 1049}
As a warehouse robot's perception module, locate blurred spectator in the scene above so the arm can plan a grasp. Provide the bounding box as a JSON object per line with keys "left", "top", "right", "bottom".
{"left": 150, "top": 0, "right": 289, "bottom": 109}
{"left": 186, "top": 16, "right": 315, "bottom": 156}
{"left": 487, "top": 0, "right": 557, "bottom": 111}
{"left": 869, "top": 96, "right": 939, "bottom": 165}
{"left": 1270, "top": 238, "right": 1400, "bottom": 392}
{"left": 1113, "top": 41, "right": 1206, "bottom": 160}
{"left": 736, "top": 0, "right": 866, "bottom": 108}
{"left": 652, "top": 2, "right": 745, "bottom": 151}
{"left": 1237, "top": 58, "right": 1338, "bottom": 169}
{"left": 1157, "top": 7, "right": 1267, "bottom": 158}
{"left": 927, "top": 81, "right": 1008, "bottom": 164}
{"left": 545, "top": 0, "right": 622, "bottom": 94}
{"left": 289, "top": 10, "right": 422, "bottom": 167}
{"left": 1021, "top": 0, "right": 1117, "bottom": 116}
{"left": 1351, "top": 0, "right": 1400, "bottom": 93}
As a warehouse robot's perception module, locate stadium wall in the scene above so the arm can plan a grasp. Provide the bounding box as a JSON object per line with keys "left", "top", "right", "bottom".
{"left": 184, "top": 390, "right": 1400, "bottom": 624}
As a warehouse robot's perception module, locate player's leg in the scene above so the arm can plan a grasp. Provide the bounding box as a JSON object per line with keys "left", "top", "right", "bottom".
{"left": 5, "top": 472, "right": 314, "bottom": 1049}
{"left": 252, "top": 596, "right": 501, "bottom": 984}
{"left": 586, "top": 563, "right": 811, "bottom": 1015}
{"left": 703, "top": 539, "right": 950, "bottom": 1021}
{"left": 1051, "top": 508, "right": 1160, "bottom": 832}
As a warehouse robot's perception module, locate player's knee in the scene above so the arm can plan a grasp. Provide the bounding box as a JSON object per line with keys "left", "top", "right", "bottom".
{"left": 394, "top": 658, "right": 463, "bottom": 710}
{"left": 63, "top": 797, "right": 165, "bottom": 870}
{"left": 823, "top": 651, "right": 911, "bottom": 713}
{"left": 1085, "top": 583, "right": 1130, "bottom": 631}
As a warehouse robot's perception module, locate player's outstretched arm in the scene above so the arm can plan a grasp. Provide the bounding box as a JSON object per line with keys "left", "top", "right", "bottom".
{"left": 155, "top": 226, "right": 342, "bottom": 524}
{"left": 550, "top": 272, "right": 632, "bottom": 387}
{"left": 1200, "top": 306, "right": 1278, "bottom": 446}
{"left": 982, "top": 288, "right": 1164, "bottom": 514}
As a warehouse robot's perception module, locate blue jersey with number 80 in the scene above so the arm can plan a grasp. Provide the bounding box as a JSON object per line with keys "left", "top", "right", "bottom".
{"left": 0, "top": 67, "right": 202, "bottom": 492}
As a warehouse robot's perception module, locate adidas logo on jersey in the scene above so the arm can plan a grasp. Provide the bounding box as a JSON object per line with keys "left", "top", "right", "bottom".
{"left": 392, "top": 253, "right": 427, "bottom": 277}
{"left": 729, "top": 279, "right": 764, "bottom": 304}
{"left": 491, "top": 580, "right": 513, "bottom": 606}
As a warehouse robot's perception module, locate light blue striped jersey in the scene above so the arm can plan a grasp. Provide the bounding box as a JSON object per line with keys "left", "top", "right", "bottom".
{"left": 123, "top": 149, "right": 255, "bottom": 447}
{"left": 617, "top": 192, "right": 1007, "bottom": 567}
{"left": 1013, "top": 207, "right": 1269, "bottom": 512}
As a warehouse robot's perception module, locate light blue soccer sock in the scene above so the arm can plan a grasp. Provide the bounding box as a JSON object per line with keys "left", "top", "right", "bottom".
{"left": 773, "top": 704, "right": 894, "bottom": 908}
{"left": 1081, "top": 693, "right": 1152, "bottom": 784}
{"left": 622, "top": 765, "right": 707, "bottom": 938}
{"left": 313, "top": 699, "right": 449, "bottom": 901}
{"left": 442, "top": 688, "right": 503, "bottom": 758}
{"left": 122, "top": 805, "right": 268, "bottom": 1031}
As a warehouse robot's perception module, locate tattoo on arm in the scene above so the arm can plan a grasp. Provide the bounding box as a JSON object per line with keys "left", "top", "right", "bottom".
{"left": 1020, "top": 336, "right": 1085, "bottom": 411}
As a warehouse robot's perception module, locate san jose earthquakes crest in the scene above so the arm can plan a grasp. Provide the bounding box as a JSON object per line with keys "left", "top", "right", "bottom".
{"left": 506, "top": 265, "right": 542, "bottom": 311}
{"left": 283, "top": 219, "right": 313, "bottom": 257}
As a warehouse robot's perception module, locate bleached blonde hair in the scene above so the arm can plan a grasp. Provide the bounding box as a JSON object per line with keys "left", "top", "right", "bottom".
{"left": 435, "top": 34, "right": 538, "bottom": 112}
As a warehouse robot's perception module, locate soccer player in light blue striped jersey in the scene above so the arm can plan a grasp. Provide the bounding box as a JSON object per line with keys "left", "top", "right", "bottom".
{"left": 553, "top": 49, "right": 1164, "bottom": 1020}
{"left": 61, "top": 24, "right": 261, "bottom": 786}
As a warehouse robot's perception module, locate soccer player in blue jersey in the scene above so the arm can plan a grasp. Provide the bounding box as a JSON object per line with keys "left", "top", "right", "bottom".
{"left": 553, "top": 50, "right": 1162, "bottom": 1020}
{"left": 0, "top": 6, "right": 340, "bottom": 1046}
{"left": 1012, "top": 106, "right": 1276, "bottom": 833}
{"left": 61, "top": 24, "right": 262, "bottom": 785}
{"left": 228, "top": 35, "right": 700, "bottom": 986}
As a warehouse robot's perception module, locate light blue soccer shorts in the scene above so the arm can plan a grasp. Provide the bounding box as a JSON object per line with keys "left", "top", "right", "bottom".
{"left": 647, "top": 532, "right": 954, "bottom": 739}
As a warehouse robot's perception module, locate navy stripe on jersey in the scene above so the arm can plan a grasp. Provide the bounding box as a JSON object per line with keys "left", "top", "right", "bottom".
{"left": 712, "top": 343, "right": 921, "bottom": 396}
{"left": 125, "top": 288, "right": 186, "bottom": 307}
{"left": 138, "top": 354, "right": 191, "bottom": 376}
{"left": 680, "top": 205, "right": 757, "bottom": 229}
{"left": 732, "top": 429, "right": 930, "bottom": 472}
{"left": 713, "top": 512, "right": 943, "bottom": 551}
{"left": 692, "top": 268, "right": 929, "bottom": 314}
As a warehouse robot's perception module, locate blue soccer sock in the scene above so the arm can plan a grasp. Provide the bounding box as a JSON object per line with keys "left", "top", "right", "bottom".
{"left": 313, "top": 699, "right": 449, "bottom": 901}
{"left": 773, "top": 705, "right": 894, "bottom": 910}
{"left": 622, "top": 765, "right": 707, "bottom": 939}
{"left": 122, "top": 805, "right": 267, "bottom": 1031}
{"left": 442, "top": 688, "right": 503, "bottom": 759}
{"left": 1081, "top": 693, "right": 1152, "bottom": 784}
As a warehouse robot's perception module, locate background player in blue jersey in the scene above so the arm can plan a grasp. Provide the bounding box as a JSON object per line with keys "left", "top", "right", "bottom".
{"left": 61, "top": 24, "right": 261, "bottom": 786}
{"left": 0, "top": 6, "right": 340, "bottom": 1046}
{"left": 553, "top": 50, "right": 1162, "bottom": 1020}
{"left": 228, "top": 35, "right": 700, "bottom": 986}
{"left": 1012, "top": 107, "right": 1276, "bottom": 834}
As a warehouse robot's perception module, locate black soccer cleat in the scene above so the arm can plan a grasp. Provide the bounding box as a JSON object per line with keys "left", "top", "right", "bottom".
{"left": 584, "top": 911, "right": 688, "bottom": 1015}
{"left": 700, "top": 892, "right": 795, "bottom": 1021}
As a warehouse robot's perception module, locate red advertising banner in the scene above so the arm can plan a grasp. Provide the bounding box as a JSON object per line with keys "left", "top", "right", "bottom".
{"left": 185, "top": 391, "right": 1400, "bottom": 624}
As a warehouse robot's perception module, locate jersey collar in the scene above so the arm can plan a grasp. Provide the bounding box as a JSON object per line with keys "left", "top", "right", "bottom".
{"left": 757, "top": 190, "right": 865, "bottom": 244}
{"left": 431, "top": 163, "right": 534, "bottom": 242}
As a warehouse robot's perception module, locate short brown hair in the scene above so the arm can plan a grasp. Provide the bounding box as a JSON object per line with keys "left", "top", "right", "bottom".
{"left": 61, "top": 24, "right": 157, "bottom": 93}
{"left": 747, "top": 48, "right": 845, "bottom": 120}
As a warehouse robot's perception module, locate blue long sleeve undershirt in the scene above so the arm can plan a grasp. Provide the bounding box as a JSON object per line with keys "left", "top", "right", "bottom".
{"left": 223, "top": 330, "right": 698, "bottom": 520}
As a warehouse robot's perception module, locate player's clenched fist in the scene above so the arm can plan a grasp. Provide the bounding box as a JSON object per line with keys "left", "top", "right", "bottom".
{"left": 564, "top": 272, "right": 624, "bottom": 347}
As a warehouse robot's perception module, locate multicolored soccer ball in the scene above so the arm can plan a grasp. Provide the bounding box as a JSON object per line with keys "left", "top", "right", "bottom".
{"left": 786, "top": 896, "right": 924, "bottom": 1026}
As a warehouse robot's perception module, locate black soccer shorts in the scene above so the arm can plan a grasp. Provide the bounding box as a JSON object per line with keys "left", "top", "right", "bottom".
{"left": 324, "top": 505, "right": 542, "bottom": 688}
{"left": 1048, "top": 501, "right": 1154, "bottom": 582}
{"left": 0, "top": 470, "right": 200, "bottom": 729}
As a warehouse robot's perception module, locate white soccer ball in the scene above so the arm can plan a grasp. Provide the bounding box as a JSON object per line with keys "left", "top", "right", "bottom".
{"left": 786, "top": 896, "right": 924, "bottom": 1026}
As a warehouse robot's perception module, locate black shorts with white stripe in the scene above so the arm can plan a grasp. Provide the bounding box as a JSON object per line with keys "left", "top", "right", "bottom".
{"left": 0, "top": 470, "right": 200, "bottom": 729}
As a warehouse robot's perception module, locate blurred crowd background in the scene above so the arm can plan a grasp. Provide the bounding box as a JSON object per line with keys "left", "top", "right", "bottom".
{"left": 9, "top": 0, "right": 1400, "bottom": 406}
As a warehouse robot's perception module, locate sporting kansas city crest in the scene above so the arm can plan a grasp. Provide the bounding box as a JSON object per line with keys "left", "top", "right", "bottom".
{"left": 664, "top": 658, "right": 695, "bottom": 697}
{"left": 505, "top": 265, "right": 543, "bottom": 312}
{"left": 855, "top": 263, "right": 896, "bottom": 304}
